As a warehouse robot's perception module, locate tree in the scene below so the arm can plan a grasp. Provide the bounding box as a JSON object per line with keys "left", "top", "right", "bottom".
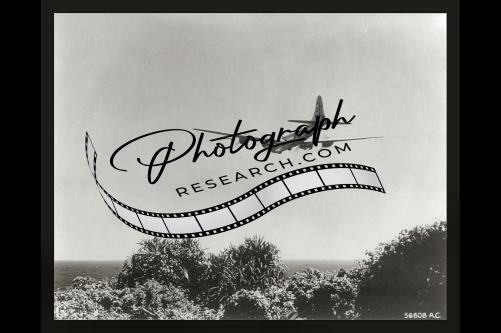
{"left": 202, "top": 236, "right": 288, "bottom": 308}
{"left": 116, "top": 238, "right": 209, "bottom": 301}
{"left": 353, "top": 221, "right": 447, "bottom": 319}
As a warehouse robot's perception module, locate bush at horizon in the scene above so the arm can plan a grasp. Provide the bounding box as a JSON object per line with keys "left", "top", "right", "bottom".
{"left": 352, "top": 221, "right": 447, "bottom": 319}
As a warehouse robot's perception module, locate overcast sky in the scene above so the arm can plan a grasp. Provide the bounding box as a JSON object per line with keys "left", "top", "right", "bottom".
{"left": 54, "top": 13, "right": 446, "bottom": 261}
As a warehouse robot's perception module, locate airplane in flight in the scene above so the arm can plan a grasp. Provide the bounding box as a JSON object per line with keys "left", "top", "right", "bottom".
{"left": 193, "top": 95, "right": 381, "bottom": 154}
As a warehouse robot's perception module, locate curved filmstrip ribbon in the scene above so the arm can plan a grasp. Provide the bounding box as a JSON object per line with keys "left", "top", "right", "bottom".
{"left": 85, "top": 133, "right": 385, "bottom": 238}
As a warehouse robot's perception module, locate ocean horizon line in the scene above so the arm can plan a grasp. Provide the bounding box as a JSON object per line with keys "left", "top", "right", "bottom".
{"left": 54, "top": 258, "right": 361, "bottom": 290}
{"left": 54, "top": 258, "right": 363, "bottom": 262}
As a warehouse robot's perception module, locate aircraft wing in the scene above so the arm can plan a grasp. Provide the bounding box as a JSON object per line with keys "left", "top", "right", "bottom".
{"left": 316, "top": 136, "right": 383, "bottom": 143}
{"left": 288, "top": 119, "right": 349, "bottom": 125}
{"left": 193, "top": 128, "right": 260, "bottom": 140}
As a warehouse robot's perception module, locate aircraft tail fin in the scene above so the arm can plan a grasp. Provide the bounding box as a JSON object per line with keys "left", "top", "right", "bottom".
{"left": 311, "top": 95, "right": 325, "bottom": 121}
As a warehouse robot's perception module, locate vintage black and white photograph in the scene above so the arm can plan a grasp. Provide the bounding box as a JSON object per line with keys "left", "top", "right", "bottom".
{"left": 53, "top": 13, "right": 447, "bottom": 320}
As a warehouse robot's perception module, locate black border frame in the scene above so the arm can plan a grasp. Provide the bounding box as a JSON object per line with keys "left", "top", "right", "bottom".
{"left": 41, "top": 1, "right": 460, "bottom": 332}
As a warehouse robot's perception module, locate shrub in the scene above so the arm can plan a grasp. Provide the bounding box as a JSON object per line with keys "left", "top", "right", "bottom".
{"left": 222, "top": 286, "right": 296, "bottom": 320}
{"left": 353, "top": 221, "right": 447, "bottom": 319}
{"left": 223, "top": 289, "right": 271, "bottom": 320}
{"left": 307, "top": 276, "right": 358, "bottom": 319}
{"left": 117, "top": 279, "right": 221, "bottom": 320}
{"left": 55, "top": 276, "right": 221, "bottom": 320}
{"left": 54, "top": 277, "right": 130, "bottom": 320}
{"left": 286, "top": 268, "right": 324, "bottom": 316}
{"left": 263, "top": 285, "right": 297, "bottom": 320}
{"left": 286, "top": 268, "right": 358, "bottom": 319}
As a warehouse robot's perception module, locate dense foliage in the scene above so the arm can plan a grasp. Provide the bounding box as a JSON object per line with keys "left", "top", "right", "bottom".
{"left": 202, "top": 236, "right": 287, "bottom": 308}
{"left": 286, "top": 268, "right": 358, "bottom": 319}
{"left": 352, "top": 221, "right": 447, "bottom": 319}
{"left": 222, "top": 289, "right": 271, "bottom": 320}
{"left": 54, "top": 276, "right": 221, "bottom": 320}
{"left": 55, "top": 221, "right": 447, "bottom": 320}
{"left": 222, "top": 286, "right": 296, "bottom": 320}
{"left": 116, "top": 238, "right": 209, "bottom": 301}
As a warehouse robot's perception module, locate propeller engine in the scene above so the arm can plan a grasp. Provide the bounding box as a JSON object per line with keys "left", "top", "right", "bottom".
{"left": 299, "top": 142, "right": 314, "bottom": 150}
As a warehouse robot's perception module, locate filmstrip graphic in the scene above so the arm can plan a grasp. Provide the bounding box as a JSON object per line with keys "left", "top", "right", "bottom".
{"left": 85, "top": 133, "right": 385, "bottom": 238}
